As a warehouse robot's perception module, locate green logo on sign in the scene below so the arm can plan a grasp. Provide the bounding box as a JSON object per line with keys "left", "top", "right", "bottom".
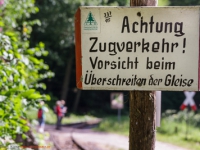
{"left": 84, "top": 11, "right": 98, "bottom": 30}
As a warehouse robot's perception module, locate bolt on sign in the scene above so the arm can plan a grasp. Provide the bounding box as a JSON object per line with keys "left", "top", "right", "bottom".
{"left": 75, "top": 6, "right": 200, "bottom": 91}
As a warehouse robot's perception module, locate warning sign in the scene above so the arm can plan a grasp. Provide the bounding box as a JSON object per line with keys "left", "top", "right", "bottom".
{"left": 75, "top": 6, "right": 200, "bottom": 91}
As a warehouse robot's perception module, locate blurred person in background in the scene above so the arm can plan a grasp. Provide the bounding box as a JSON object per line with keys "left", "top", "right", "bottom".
{"left": 60, "top": 100, "right": 67, "bottom": 125}
{"left": 38, "top": 101, "right": 48, "bottom": 133}
{"left": 55, "top": 100, "right": 62, "bottom": 130}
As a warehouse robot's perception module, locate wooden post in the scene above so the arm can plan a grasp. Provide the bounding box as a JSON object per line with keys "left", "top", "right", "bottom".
{"left": 129, "top": 91, "right": 156, "bottom": 150}
{"left": 129, "top": 1, "right": 157, "bottom": 150}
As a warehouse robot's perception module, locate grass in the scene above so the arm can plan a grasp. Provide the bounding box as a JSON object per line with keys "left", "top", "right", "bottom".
{"left": 25, "top": 106, "right": 99, "bottom": 124}
{"left": 94, "top": 115, "right": 129, "bottom": 136}
{"left": 94, "top": 115, "right": 200, "bottom": 150}
{"left": 158, "top": 0, "right": 170, "bottom": 6}
{"left": 157, "top": 119, "right": 200, "bottom": 150}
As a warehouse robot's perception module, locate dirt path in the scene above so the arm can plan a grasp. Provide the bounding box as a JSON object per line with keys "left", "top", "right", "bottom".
{"left": 45, "top": 125, "right": 189, "bottom": 150}
{"left": 72, "top": 128, "right": 189, "bottom": 150}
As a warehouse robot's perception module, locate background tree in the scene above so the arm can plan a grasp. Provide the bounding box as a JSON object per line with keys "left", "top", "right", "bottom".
{"left": 169, "top": 0, "right": 200, "bottom": 5}
{"left": 0, "top": 0, "right": 53, "bottom": 146}
{"left": 30, "top": 0, "right": 130, "bottom": 114}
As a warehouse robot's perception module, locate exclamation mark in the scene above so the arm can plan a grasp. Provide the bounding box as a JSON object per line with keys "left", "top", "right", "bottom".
{"left": 183, "top": 38, "right": 186, "bottom": 53}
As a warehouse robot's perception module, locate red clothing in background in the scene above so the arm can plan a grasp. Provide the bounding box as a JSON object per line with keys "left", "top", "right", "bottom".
{"left": 56, "top": 105, "right": 62, "bottom": 116}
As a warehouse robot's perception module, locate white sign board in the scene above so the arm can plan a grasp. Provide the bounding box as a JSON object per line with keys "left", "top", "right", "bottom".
{"left": 75, "top": 6, "right": 200, "bottom": 91}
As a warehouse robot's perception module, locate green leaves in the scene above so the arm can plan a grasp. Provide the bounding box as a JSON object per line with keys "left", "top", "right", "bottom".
{"left": 0, "top": 0, "right": 54, "bottom": 145}
{"left": 21, "top": 89, "right": 36, "bottom": 97}
{"left": 21, "top": 89, "right": 42, "bottom": 99}
{"left": 0, "top": 34, "right": 12, "bottom": 51}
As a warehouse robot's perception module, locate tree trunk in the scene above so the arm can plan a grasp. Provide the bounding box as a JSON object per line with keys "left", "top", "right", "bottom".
{"left": 73, "top": 89, "right": 81, "bottom": 112}
{"left": 60, "top": 53, "right": 73, "bottom": 102}
{"left": 129, "top": 0, "right": 157, "bottom": 150}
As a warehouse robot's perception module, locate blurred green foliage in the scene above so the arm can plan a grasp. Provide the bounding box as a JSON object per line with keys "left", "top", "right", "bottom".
{"left": 158, "top": 0, "right": 170, "bottom": 5}
{"left": 0, "top": 0, "right": 53, "bottom": 146}
{"left": 157, "top": 109, "right": 200, "bottom": 150}
{"left": 169, "top": 0, "right": 200, "bottom": 5}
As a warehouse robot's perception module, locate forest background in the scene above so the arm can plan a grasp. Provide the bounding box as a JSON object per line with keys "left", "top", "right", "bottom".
{"left": 30, "top": 0, "right": 200, "bottom": 116}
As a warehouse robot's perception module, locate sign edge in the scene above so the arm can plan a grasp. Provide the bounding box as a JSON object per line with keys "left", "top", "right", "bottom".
{"left": 75, "top": 8, "right": 82, "bottom": 89}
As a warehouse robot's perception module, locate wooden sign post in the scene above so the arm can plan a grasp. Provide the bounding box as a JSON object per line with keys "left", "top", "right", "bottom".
{"left": 75, "top": 4, "right": 200, "bottom": 150}
{"left": 129, "top": 1, "right": 157, "bottom": 150}
{"left": 129, "top": 1, "right": 157, "bottom": 149}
